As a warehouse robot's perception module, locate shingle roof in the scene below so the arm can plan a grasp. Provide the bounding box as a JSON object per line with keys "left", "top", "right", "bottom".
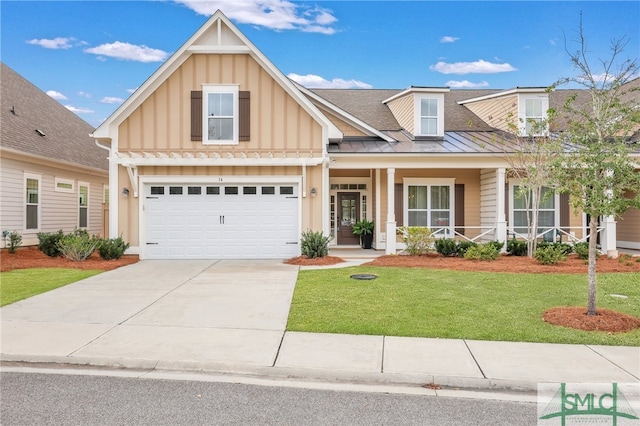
{"left": 1, "top": 63, "right": 108, "bottom": 171}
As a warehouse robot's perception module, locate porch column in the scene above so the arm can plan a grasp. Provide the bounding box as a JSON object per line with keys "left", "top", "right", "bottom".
{"left": 496, "top": 167, "right": 507, "bottom": 249}
{"left": 386, "top": 168, "right": 396, "bottom": 255}
{"left": 600, "top": 215, "right": 618, "bottom": 258}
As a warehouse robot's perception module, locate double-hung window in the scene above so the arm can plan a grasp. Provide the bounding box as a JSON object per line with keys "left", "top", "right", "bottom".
{"left": 25, "top": 174, "right": 40, "bottom": 230}
{"left": 414, "top": 93, "right": 445, "bottom": 137}
{"left": 203, "top": 85, "right": 238, "bottom": 145}
{"left": 79, "top": 183, "right": 89, "bottom": 228}
{"left": 511, "top": 184, "right": 557, "bottom": 239}
{"left": 404, "top": 179, "right": 454, "bottom": 234}
{"left": 519, "top": 95, "right": 549, "bottom": 136}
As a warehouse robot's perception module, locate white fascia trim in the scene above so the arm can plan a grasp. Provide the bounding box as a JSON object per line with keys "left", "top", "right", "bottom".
{"left": 458, "top": 87, "right": 548, "bottom": 105}
{"left": 383, "top": 87, "right": 450, "bottom": 104}
{"left": 295, "top": 84, "right": 394, "bottom": 143}
{"left": 1, "top": 147, "right": 108, "bottom": 176}
{"left": 139, "top": 175, "right": 302, "bottom": 185}
{"left": 115, "top": 157, "right": 323, "bottom": 167}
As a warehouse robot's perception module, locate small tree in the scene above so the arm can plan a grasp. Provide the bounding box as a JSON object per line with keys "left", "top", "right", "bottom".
{"left": 549, "top": 17, "right": 640, "bottom": 315}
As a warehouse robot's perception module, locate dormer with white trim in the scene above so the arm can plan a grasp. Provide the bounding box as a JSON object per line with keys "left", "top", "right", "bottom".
{"left": 383, "top": 87, "right": 450, "bottom": 138}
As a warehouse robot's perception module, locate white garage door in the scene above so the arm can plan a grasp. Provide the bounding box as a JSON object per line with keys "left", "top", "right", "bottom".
{"left": 144, "top": 183, "right": 299, "bottom": 259}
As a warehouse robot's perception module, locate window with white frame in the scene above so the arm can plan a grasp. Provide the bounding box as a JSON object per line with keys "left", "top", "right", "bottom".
{"left": 25, "top": 174, "right": 40, "bottom": 230}
{"left": 55, "top": 178, "right": 74, "bottom": 193}
{"left": 79, "top": 183, "right": 89, "bottom": 228}
{"left": 511, "top": 184, "right": 558, "bottom": 239}
{"left": 103, "top": 185, "right": 109, "bottom": 204}
{"left": 404, "top": 179, "right": 454, "bottom": 231}
{"left": 414, "top": 93, "right": 445, "bottom": 137}
{"left": 203, "top": 85, "right": 238, "bottom": 145}
{"left": 519, "top": 95, "right": 549, "bottom": 136}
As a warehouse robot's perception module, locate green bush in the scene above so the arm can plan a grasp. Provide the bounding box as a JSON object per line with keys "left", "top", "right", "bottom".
{"left": 464, "top": 243, "right": 500, "bottom": 261}
{"left": 534, "top": 245, "right": 568, "bottom": 265}
{"left": 7, "top": 231, "right": 22, "bottom": 254}
{"left": 300, "top": 230, "right": 331, "bottom": 259}
{"left": 506, "top": 238, "right": 528, "bottom": 256}
{"left": 37, "top": 230, "right": 65, "bottom": 257}
{"left": 435, "top": 238, "right": 458, "bottom": 257}
{"left": 398, "top": 226, "right": 434, "bottom": 255}
{"left": 573, "top": 242, "right": 590, "bottom": 260}
{"left": 456, "top": 240, "right": 478, "bottom": 256}
{"left": 56, "top": 232, "right": 100, "bottom": 262}
{"left": 486, "top": 240, "right": 505, "bottom": 252}
{"left": 537, "top": 241, "right": 573, "bottom": 256}
{"left": 97, "top": 237, "right": 130, "bottom": 260}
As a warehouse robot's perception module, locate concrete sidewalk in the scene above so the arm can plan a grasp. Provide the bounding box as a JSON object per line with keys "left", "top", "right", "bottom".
{"left": 1, "top": 259, "right": 638, "bottom": 393}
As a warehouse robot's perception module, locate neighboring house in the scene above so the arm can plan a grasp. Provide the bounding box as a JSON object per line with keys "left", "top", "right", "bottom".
{"left": 1, "top": 63, "right": 109, "bottom": 246}
{"left": 93, "top": 11, "right": 640, "bottom": 259}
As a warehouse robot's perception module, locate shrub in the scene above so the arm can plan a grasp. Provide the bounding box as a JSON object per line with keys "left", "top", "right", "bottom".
{"left": 486, "top": 240, "right": 505, "bottom": 252}
{"left": 537, "top": 241, "right": 573, "bottom": 256}
{"left": 7, "top": 231, "right": 22, "bottom": 254}
{"left": 456, "top": 240, "right": 477, "bottom": 256}
{"left": 97, "top": 237, "right": 130, "bottom": 260}
{"left": 398, "top": 226, "right": 434, "bottom": 255}
{"left": 37, "top": 230, "right": 65, "bottom": 257}
{"left": 573, "top": 242, "right": 590, "bottom": 260}
{"left": 435, "top": 238, "right": 458, "bottom": 257}
{"left": 464, "top": 243, "right": 500, "bottom": 261}
{"left": 506, "top": 238, "right": 528, "bottom": 256}
{"left": 534, "top": 245, "right": 568, "bottom": 265}
{"left": 56, "top": 232, "right": 100, "bottom": 262}
{"left": 300, "top": 230, "right": 330, "bottom": 259}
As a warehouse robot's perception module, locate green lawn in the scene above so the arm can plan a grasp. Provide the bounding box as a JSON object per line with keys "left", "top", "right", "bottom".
{"left": 0, "top": 268, "right": 102, "bottom": 307}
{"left": 287, "top": 267, "right": 640, "bottom": 346}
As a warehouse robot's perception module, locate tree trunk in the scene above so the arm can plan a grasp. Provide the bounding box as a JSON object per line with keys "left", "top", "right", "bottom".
{"left": 587, "top": 216, "right": 598, "bottom": 316}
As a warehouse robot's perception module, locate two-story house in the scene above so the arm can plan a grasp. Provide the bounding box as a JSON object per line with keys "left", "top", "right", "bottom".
{"left": 93, "top": 11, "right": 639, "bottom": 259}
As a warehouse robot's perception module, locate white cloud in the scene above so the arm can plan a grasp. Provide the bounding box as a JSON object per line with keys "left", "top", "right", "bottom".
{"left": 446, "top": 80, "right": 490, "bottom": 88}
{"left": 288, "top": 73, "right": 372, "bottom": 89}
{"left": 440, "top": 36, "right": 459, "bottom": 43}
{"left": 65, "top": 105, "right": 94, "bottom": 114}
{"left": 174, "top": 0, "right": 338, "bottom": 34}
{"left": 46, "top": 90, "right": 68, "bottom": 100}
{"left": 27, "top": 37, "right": 74, "bottom": 49}
{"left": 78, "top": 91, "right": 92, "bottom": 98}
{"left": 430, "top": 59, "right": 517, "bottom": 75}
{"left": 100, "top": 96, "right": 125, "bottom": 104}
{"left": 84, "top": 41, "right": 169, "bottom": 63}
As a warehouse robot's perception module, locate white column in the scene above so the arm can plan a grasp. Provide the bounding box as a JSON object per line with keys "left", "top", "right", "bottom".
{"left": 386, "top": 168, "right": 396, "bottom": 255}
{"left": 375, "top": 168, "right": 381, "bottom": 250}
{"left": 600, "top": 215, "right": 618, "bottom": 258}
{"left": 495, "top": 167, "right": 507, "bottom": 249}
{"left": 322, "top": 159, "right": 330, "bottom": 238}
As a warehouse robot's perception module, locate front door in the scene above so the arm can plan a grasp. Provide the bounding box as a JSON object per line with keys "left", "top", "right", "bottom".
{"left": 337, "top": 192, "right": 360, "bottom": 245}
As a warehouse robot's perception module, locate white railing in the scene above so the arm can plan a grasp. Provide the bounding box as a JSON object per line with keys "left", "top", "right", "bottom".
{"left": 506, "top": 226, "right": 603, "bottom": 245}
{"left": 429, "top": 226, "right": 497, "bottom": 243}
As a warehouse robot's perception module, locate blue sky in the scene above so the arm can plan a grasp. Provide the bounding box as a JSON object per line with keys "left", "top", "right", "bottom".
{"left": 2, "top": 1, "right": 638, "bottom": 127}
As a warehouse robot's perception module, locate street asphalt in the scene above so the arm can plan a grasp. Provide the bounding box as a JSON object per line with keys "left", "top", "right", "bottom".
{"left": 1, "top": 258, "right": 638, "bottom": 395}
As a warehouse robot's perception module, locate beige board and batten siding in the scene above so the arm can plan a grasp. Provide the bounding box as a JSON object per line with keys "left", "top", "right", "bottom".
{"left": 0, "top": 155, "right": 107, "bottom": 245}
{"left": 618, "top": 191, "right": 640, "bottom": 248}
{"left": 118, "top": 165, "right": 323, "bottom": 247}
{"left": 463, "top": 95, "right": 518, "bottom": 133}
{"left": 322, "top": 110, "right": 368, "bottom": 137}
{"left": 385, "top": 94, "right": 415, "bottom": 134}
{"left": 118, "top": 54, "right": 324, "bottom": 156}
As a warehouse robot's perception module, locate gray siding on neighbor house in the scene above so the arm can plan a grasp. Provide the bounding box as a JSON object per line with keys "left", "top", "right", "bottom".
{"left": 0, "top": 156, "right": 107, "bottom": 246}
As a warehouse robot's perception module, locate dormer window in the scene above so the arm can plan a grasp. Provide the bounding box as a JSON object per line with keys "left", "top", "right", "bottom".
{"left": 519, "top": 94, "right": 549, "bottom": 136}
{"left": 415, "top": 93, "right": 445, "bottom": 137}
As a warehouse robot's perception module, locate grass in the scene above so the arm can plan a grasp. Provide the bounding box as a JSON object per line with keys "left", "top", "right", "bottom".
{"left": 0, "top": 268, "right": 102, "bottom": 307}
{"left": 287, "top": 267, "right": 640, "bottom": 346}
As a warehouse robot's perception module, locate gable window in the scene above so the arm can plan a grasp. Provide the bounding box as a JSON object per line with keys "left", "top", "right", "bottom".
{"left": 203, "top": 85, "right": 238, "bottom": 145}
{"left": 403, "top": 178, "right": 454, "bottom": 234}
{"left": 519, "top": 95, "right": 549, "bottom": 136}
{"left": 25, "top": 174, "right": 40, "bottom": 230}
{"left": 55, "top": 178, "right": 74, "bottom": 193}
{"left": 79, "top": 183, "right": 89, "bottom": 228}
{"left": 414, "top": 93, "right": 445, "bottom": 137}
{"left": 510, "top": 183, "right": 558, "bottom": 240}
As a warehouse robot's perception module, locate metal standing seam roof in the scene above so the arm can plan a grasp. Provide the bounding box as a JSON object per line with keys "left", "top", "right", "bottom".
{"left": 0, "top": 62, "right": 108, "bottom": 171}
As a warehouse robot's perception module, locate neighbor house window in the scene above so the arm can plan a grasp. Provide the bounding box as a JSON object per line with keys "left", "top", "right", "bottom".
{"left": 55, "top": 178, "right": 74, "bottom": 193}
{"left": 414, "top": 94, "right": 445, "bottom": 137}
{"left": 404, "top": 179, "right": 454, "bottom": 233}
{"left": 25, "top": 174, "right": 40, "bottom": 230}
{"left": 511, "top": 184, "right": 558, "bottom": 239}
{"left": 203, "top": 85, "right": 238, "bottom": 145}
{"left": 519, "top": 95, "right": 549, "bottom": 136}
{"left": 79, "top": 183, "right": 89, "bottom": 228}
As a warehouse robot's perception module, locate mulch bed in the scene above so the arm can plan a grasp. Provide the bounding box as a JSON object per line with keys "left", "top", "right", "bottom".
{"left": 284, "top": 255, "right": 345, "bottom": 266}
{"left": 1, "top": 246, "right": 139, "bottom": 272}
{"left": 543, "top": 307, "right": 640, "bottom": 333}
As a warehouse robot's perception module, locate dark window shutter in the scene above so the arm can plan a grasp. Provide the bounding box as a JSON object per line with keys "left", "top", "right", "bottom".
{"left": 394, "top": 184, "right": 403, "bottom": 226}
{"left": 239, "top": 91, "right": 250, "bottom": 142}
{"left": 455, "top": 184, "right": 465, "bottom": 236}
{"left": 191, "top": 91, "right": 202, "bottom": 141}
{"left": 560, "top": 192, "right": 570, "bottom": 233}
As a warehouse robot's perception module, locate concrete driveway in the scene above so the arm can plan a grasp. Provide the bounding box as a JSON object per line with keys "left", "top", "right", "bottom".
{"left": 1, "top": 260, "right": 299, "bottom": 367}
